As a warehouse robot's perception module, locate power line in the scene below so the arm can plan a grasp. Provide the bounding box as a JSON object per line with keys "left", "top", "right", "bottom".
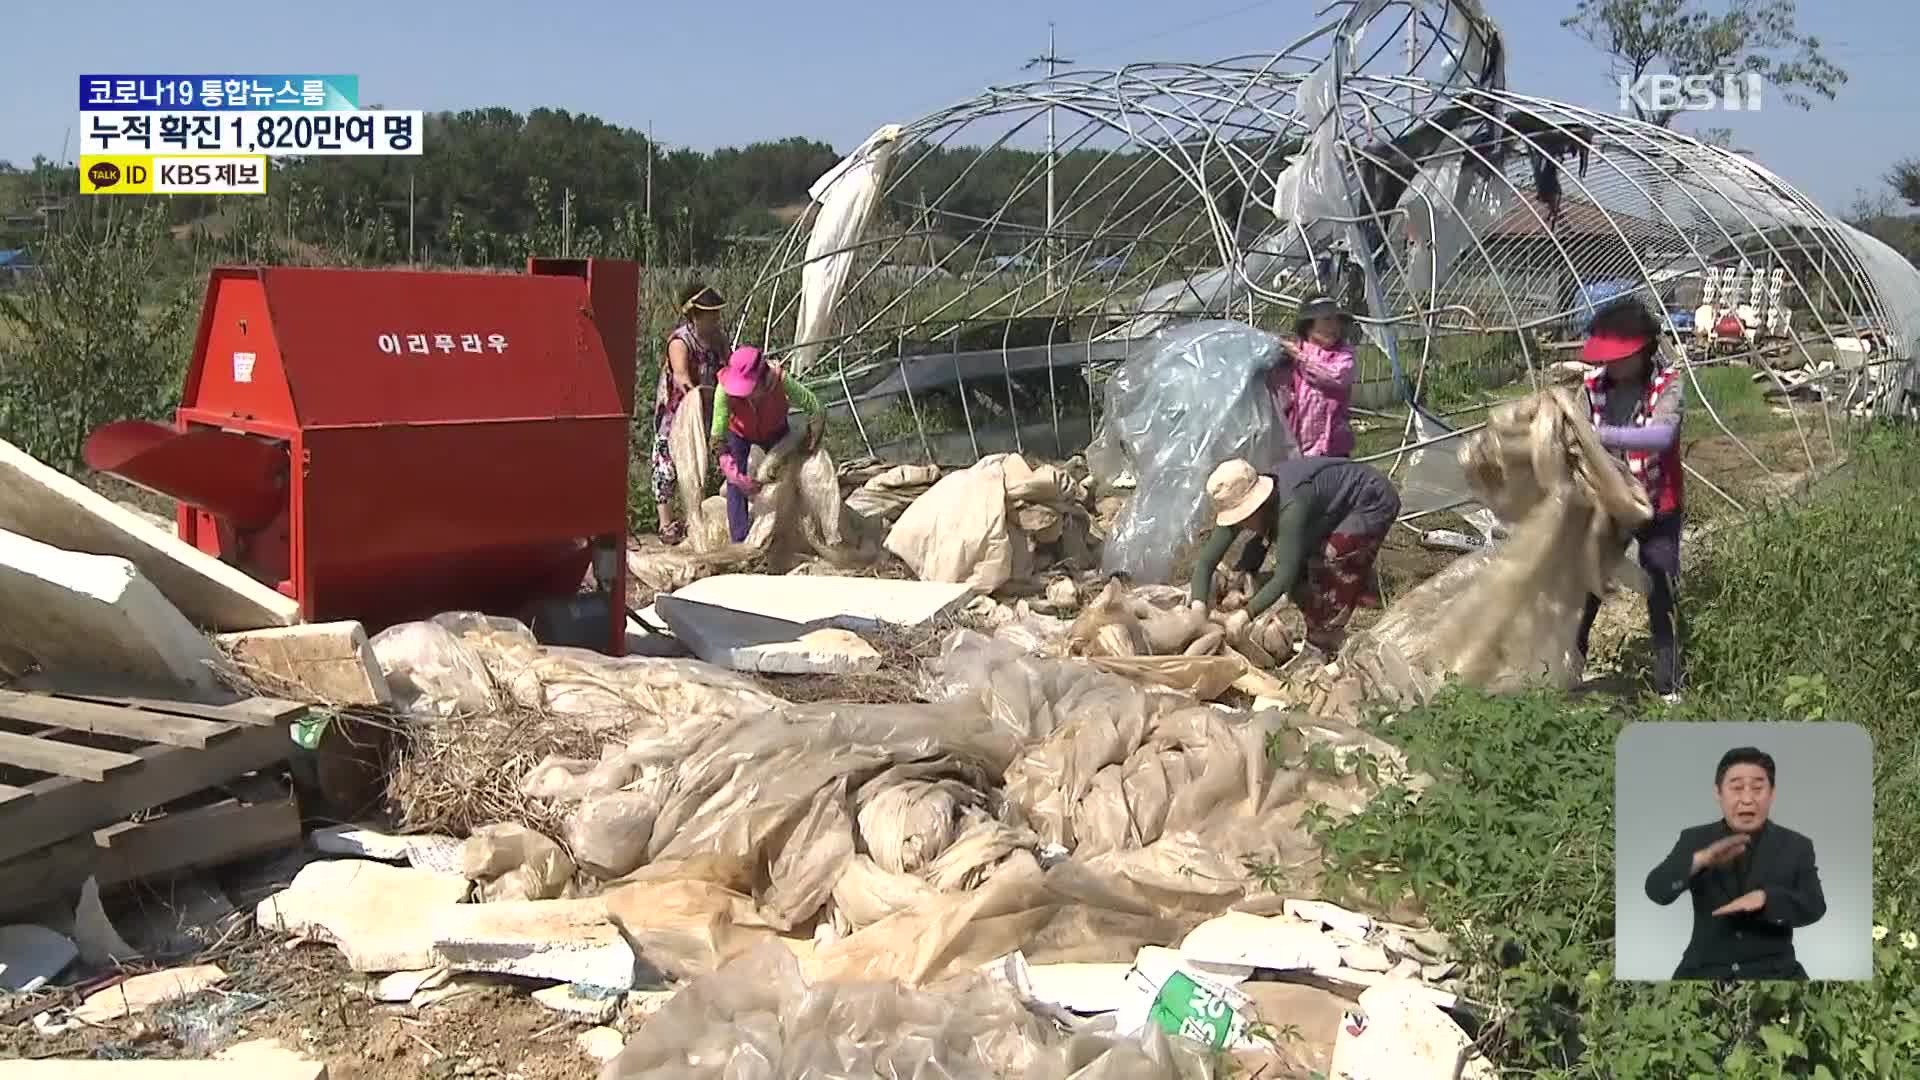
{"left": 1072, "top": 0, "right": 1286, "bottom": 62}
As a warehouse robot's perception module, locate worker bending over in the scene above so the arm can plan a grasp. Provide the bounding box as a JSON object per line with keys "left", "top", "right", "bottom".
{"left": 710, "top": 346, "right": 827, "bottom": 543}
{"left": 1189, "top": 457, "right": 1401, "bottom": 657}
{"left": 1576, "top": 300, "right": 1687, "bottom": 700}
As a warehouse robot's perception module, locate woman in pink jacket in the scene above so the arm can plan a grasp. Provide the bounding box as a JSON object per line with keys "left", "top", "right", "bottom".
{"left": 1266, "top": 295, "right": 1358, "bottom": 458}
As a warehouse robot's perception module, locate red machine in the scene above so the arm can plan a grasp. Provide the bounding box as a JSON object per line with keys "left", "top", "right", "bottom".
{"left": 84, "top": 257, "right": 639, "bottom": 655}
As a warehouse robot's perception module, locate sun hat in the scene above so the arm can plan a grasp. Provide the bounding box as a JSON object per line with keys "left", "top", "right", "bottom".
{"left": 681, "top": 285, "right": 725, "bottom": 314}
{"left": 718, "top": 346, "right": 768, "bottom": 397}
{"left": 1581, "top": 329, "right": 1650, "bottom": 364}
{"left": 1294, "top": 294, "right": 1354, "bottom": 339}
{"left": 1206, "top": 459, "right": 1275, "bottom": 528}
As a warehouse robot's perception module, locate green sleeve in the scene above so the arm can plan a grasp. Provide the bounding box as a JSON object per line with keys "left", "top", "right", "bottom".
{"left": 709, "top": 392, "right": 731, "bottom": 443}
{"left": 1188, "top": 526, "right": 1238, "bottom": 606}
{"left": 783, "top": 374, "right": 823, "bottom": 417}
{"left": 1246, "top": 491, "right": 1315, "bottom": 617}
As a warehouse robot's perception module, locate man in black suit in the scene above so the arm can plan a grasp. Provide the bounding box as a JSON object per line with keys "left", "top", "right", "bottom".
{"left": 1645, "top": 746, "right": 1827, "bottom": 980}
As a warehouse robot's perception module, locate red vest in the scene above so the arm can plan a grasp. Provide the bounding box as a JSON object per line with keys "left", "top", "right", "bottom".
{"left": 725, "top": 377, "right": 792, "bottom": 443}
{"left": 1586, "top": 366, "right": 1684, "bottom": 514}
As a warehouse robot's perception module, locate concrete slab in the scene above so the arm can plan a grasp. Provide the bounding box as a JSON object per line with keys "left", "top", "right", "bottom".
{"left": 216, "top": 622, "right": 392, "bottom": 705}
{"left": 0, "top": 437, "right": 299, "bottom": 632}
{"left": 654, "top": 595, "right": 880, "bottom": 675}
{"left": 430, "top": 897, "right": 636, "bottom": 989}
{"left": 0, "top": 528, "right": 222, "bottom": 693}
{"left": 669, "top": 574, "right": 971, "bottom": 631}
{"left": 734, "top": 629, "right": 882, "bottom": 675}
{"left": 255, "top": 859, "right": 470, "bottom": 973}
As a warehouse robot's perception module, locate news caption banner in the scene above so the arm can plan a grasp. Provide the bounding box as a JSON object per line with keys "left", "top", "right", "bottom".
{"left": 77, "top": 75, "right": 422, "bottom": 197}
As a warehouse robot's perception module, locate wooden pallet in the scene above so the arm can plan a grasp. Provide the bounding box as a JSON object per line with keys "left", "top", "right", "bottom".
{"left": 0, "top": 689, "right": 308, "bottom": 865}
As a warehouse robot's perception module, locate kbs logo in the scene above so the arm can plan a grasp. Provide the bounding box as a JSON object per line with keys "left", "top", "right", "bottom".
{"left": 1620, "top": 72, "right": 1765, "bottom": 117}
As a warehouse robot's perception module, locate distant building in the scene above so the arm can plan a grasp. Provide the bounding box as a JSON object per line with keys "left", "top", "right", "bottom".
{"left": 0, "top": 248, "right": 34, "bottom": 288}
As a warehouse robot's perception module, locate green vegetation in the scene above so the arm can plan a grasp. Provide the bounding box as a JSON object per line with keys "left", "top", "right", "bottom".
{"left": 1308, "top": 424, "right": 1920, "bottom": 1078}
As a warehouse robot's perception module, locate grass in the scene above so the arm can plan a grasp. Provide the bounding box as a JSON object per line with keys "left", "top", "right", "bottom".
{"left": 1305, "top": 423, "right": 1920, "bottom": 1078}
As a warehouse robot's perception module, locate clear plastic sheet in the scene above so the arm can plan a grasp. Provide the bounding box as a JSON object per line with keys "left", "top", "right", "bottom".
{"left": 596, "top": 937, "right": 1223, "bottom": 1078}
{"left": 1087, "top": 322, "right": 1298, "bottom": 584}
{"left": 1344, "top": 388, "right": 1653, "bottom": 701}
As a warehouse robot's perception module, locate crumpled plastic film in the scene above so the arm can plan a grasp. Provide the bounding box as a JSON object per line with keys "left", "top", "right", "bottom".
{"left": 1086, "top": 321, "right": 1298, "bottom": 584}
{"left": 459, "top": 822, "right": 576, "bottom": 902}
{"left": 929, "top": 631, "right": 1411, "bottom": 916}
{"left": 1344, "top": 388, "right": 1654, "bottom": 701}
{"left": 596, "top": 940, "right": 1051, "bottom": 1080}
{"left": 368, "top": 619, "right": 498, "bottom": 719}
{"left": 844, "top": 462, "right": 941, "bottom": 523}
{"left": 375, "top": 610, "right": 786, "bottom": 730}
{"left": 515, "top": 625, "right": 1410, "bottom": 972}
{"left": 884, "top": 453, "right": 1092, "bottom": 595}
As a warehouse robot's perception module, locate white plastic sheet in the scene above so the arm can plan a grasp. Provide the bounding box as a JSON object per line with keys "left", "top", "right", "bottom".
{"left": 1087, "top": 321, "right": 1298, "bottom": 584}
{"left": 788, "top": 124, "right": 906, "bottom": 377}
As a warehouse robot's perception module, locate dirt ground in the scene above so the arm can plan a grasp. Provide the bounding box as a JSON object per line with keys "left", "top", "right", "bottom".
{"left": 1, "top": 932, "right": 609, "bottom": 1078}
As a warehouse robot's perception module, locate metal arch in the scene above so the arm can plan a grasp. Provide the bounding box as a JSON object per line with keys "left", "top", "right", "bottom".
{"left": 736, "top": 36, "right": 1915, "bottom": 479}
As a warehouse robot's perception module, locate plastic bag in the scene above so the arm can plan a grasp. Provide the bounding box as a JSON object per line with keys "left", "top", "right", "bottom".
{"left": 1087, "top": 321, "right": 1298, "bottom": 584}
{"left": 368, "top": 618, "right": 500, "bottom": 718}
{"left": 460, "top": 822, "right": 576, "bottom": 902}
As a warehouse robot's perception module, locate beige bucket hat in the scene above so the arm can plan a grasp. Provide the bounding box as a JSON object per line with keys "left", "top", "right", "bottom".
{"left": 1206, "top": 459, "right": 1274, "bottom": 528}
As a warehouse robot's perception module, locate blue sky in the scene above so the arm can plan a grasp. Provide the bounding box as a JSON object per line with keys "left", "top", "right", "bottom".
{"left": 3, "top": 1, "right": 1912, "bottom": 213}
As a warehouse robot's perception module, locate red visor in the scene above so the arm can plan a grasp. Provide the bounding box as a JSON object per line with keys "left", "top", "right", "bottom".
{"left": 1582, "top": 331, "right": 1648, "bottom": 364}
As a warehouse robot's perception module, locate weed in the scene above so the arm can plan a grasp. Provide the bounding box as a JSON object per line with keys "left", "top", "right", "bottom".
{"left": 1310, "top": 425, "right": 1920, "bottom": 1076}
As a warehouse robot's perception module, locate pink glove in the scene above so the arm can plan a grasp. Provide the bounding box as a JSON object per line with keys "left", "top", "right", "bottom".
{"left": 719, "top": 453, "right": 759, "bottom": 495}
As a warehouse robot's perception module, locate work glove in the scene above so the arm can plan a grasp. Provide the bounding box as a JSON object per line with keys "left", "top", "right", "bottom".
{"left": 719, "top": 455, "right": 760, "bottom": 496}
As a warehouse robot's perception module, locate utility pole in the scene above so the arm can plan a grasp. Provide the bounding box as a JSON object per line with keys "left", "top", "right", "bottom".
{"left": 1024, "top": 24, "right": 1073, "bottom": 294}
{"left": 646, "top": 123, "right": 655, "bottom": 266}
{"left": 1405, "top": 5, "right": 1420, "bottom": 118}
{"left": 563, "top": 186, "right": 572, "bottom": 256}
{"left": 407, "top": 169, "right": 416, "bottom": 266}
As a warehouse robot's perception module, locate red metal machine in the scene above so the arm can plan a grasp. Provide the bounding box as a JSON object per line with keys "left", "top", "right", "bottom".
{"left": 84, "top": 257, "right": 639, "bottom": 655}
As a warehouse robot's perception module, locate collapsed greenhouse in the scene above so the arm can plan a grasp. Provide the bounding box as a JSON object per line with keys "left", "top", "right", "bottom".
{"left": 735, "top": 0, "right": 1920, "bottom": 537}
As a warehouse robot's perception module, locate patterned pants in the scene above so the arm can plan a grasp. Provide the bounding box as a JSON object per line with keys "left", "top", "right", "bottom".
{"left": 649, "top": 423, "right": 679, "bottom": 511}
{"left": 1292, "top": 528, "right": 1387, "bottom": 650}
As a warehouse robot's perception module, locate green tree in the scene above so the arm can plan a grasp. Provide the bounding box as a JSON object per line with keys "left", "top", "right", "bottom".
{"left": 0, "top": 202, "right": 195, "bottom": 471}
{"left": 1889, "top": 158, "right": 1920, "bottom": 210}
{"left": 1563, "top": 0, "right": 1847, "bottom": 126}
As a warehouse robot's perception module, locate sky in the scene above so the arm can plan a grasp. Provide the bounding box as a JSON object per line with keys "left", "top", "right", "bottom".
{"left": 2, "top": 0, "right": 1913, "bottom": 214}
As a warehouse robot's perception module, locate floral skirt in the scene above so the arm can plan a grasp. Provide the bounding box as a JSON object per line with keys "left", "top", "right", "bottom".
{"left": 1292, "top": 529, "right": 1386, "bottom": 645}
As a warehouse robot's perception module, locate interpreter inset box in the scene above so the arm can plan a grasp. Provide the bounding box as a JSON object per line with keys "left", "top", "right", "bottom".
{"left": 1614, "top": 722, "right": 1872, "bottom": 982}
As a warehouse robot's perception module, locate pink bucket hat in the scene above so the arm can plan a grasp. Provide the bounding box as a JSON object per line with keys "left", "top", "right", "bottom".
{"left": 718, "top": 346, "right": 766, "bottom": 397}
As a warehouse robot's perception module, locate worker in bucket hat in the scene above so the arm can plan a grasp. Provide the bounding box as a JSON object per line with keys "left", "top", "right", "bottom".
{"left": 709, "top": 346, "right": 828, "bottom": 543}
{"left": 1576, "top": 298, "right": 1687, "bottom": 701}
{"left": 652, "top": 283, "right": 731, "bottom": 545}
{"left": 1188, "top": 455, "right": 1400, "bottom": 660}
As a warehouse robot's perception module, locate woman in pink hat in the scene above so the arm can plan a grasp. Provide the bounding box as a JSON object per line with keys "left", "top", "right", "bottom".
{"left": 708, "top": 346, "right": 826, "bottom": 543}
{"left": 1576, "top": 299, "right": 1687, "bottom": 700}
